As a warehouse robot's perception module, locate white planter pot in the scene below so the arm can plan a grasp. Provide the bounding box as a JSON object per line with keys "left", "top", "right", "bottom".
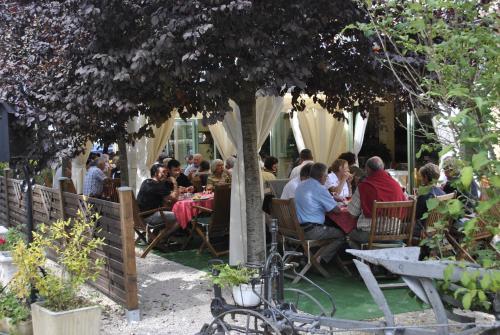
{"left": 232, "top": 283, "right": 262, "bottom": 307}
{"left": 31, "top": 302, "right": 101, "bottom": 335}
{"left": 0, "top": 317, "right": 33, "bottom": 335}
{"left": 0, "top": 250, "right": 17, "bottom": 287}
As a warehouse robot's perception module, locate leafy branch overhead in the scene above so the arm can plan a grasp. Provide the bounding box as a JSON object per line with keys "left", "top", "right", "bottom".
{"left": 1, "top": 0, "right": 399, "bottom": 164}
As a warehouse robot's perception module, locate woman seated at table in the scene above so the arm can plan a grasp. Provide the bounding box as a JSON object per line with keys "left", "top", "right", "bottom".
{"left": 325, "top": 159, "right": 352, "bottom": 202}
{"left": 207, "top": 159, "right": 231, "bottom": 189}
{"left": 192, "top": 160, "right": 211, "bottom": 192}
{"left": 414, "top": 163, "right": 445, "bottom": 237}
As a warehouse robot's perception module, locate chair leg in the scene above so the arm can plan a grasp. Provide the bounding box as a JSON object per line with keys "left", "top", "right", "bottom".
{"left": 335, "top": 254, "right": 353, "bottom": 277}
{"left": 292, "top": 263, "right": 312, "bottom": 284}
{"left": 141, "top": 228, "right": 170, "bottom": 258}
{"left": 181, "top": 223, "right": 195, "bottom": 250}
{"left": 141, "top": 223, "right": 180, "bottom": 258}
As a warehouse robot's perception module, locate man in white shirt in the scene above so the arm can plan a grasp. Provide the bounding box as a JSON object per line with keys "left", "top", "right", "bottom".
{"left": 289, "top": 149, "right": 314, "bottom": 179}
{"left": 281, "top": 162, "right": 313, "bottom": 199}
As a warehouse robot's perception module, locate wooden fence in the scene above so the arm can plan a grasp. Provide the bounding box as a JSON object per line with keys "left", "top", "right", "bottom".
{"left": 0, "top": 170, "right": 139, "bottom": 319}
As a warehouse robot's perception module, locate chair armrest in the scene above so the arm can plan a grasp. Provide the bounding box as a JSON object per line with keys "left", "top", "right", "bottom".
{"left": 139, "top": 207, "right": 169, "bottom": 217}
{"left": 192, "top": 205, "right": 213, "bottom": 213}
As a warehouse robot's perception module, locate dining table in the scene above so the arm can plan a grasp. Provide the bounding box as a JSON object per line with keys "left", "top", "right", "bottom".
{"left": 171, "top": 193, "right": 214, "bottom": 229}
{"left": 327, "top": 205, "right": 358, "bottom": 234}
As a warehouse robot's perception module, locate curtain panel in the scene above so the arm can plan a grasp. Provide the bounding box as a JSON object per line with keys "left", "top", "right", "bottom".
{"left": 71, "top": 140, "right": 93, "bottom": 194}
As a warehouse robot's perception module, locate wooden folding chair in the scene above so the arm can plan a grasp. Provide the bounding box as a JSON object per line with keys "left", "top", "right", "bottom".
{"left": 268, "top": 179, "right": 289, "bottom": 198}
{"left": 102, "top": 178, "right": 121, "bottom": 202}
{"left": 271, "top": 198, "right": 339, "bottom": 283}
{"left": 190, "top": 184, "right": 231, "bottom": 256}
{"left": 131, "top": 195, "right": 178, "bottom": 258}
{"left": 364, "top": 199, "right": 417, "bottom": 250}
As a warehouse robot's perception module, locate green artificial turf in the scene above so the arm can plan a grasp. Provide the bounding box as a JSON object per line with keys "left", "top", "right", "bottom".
{"left": 152, "top": 247, "right": 427, "bottom": 320}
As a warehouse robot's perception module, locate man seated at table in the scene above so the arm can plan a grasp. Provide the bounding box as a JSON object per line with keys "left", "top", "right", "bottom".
{"left": 167, "top": 159, "right": 194, "bottom": 191}
{"left": 281, "top": 162, "right": 312, "bottom": 199}
{"left": 295, "top": 163, "right": 345, "bottom": 264}
{"left": 184, "top": 153, "right": 203, "bottom": 179}
{"left": 83, "top": 157, "right": 108, "bottom": 197}
{"left": 289, "top": 149, "right": 314, "bottom": 179}
{"left": 347, "top": 156, "right": 406, "bottom": 249}
{"left": 137, "top": 164, "right": 179, "bottom": 233}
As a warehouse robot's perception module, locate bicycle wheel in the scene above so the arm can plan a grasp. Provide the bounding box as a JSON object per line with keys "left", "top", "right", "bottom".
{"left": 200, "top": 308, "right": 282, "bottom": 334}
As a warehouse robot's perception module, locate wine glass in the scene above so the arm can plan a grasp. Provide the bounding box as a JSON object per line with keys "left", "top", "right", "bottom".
{"left": 202, "top": 186, "right": 206, "bottom": 194}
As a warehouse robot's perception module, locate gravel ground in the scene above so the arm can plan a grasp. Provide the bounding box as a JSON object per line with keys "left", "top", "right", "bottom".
{"left": 80, "top": 249, "right": 494, "bottom": 335}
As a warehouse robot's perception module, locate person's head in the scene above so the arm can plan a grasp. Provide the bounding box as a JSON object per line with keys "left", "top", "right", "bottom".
{"left": 112, "top": 155, "right": 120, "bottom": 165}
{"left": 309, "top": 163, "right": 328, "bottom": 185}
{"left": 419, "top": 163, "right": 440, "bottom": 185}
{"left": 193, "top": 153, "right": 203, "bottom": 166}
{"left": 299, "top": 149, "right": 313, "bottom": 162}
{"left": 225, "top": 156, "right": 236, "bottom": 170}
{"left": 442, "top": 157, "right": 460, "bottom": 179}
{"left": 330, "top": 159, "right": 349, "bottom": 174}
{"left": 150, "top": 163, "right": 167, "bottom": 181}
{"left": 264, "top": 156, "right": 278, "bottom": 173}
{"left": 167, "top": 159, "right": 182, "bottom": 177}
{"left": 199, "top": 160, "right": 210, "bottom": 172}
{"left": 185, "top": 154, "right": 193, "bottom": 165}
{"left": 157, "top": 153, "right": 168, "bottom": 164}
{"left": 299, "top": 163, "right": 313, "bottom": 181}
{"left": 338, "top": 152, "right": 356, "bottom": 166}
{"left": 211, "top": 159, "right": 225, "bottom": 175}
{"left": 96, "top": 157, "right": 107, "bottom": 171}
{"left": 365, "top": 156, "right": 384, "bottom": 175}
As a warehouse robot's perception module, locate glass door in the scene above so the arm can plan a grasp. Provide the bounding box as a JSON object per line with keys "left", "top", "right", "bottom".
{"left": 166, "top": 119, "right": 197, "bottom": 167}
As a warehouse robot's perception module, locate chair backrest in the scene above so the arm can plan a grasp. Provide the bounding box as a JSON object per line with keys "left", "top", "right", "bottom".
{"left": 368, "top": 199, "right": 417, "bottom": 249}
{"left": 209, "top": 184, "right": 231, "bottom": 234}
{"left": 268, "top": 179, "right": 288, "bottom": 198}
{"left": 59, "top": 177, "right": 77, "bottom": 194}
{"left": 270, "top": 198, "right": 305, "bottom": 242}
{"left": 102, "top": 178, "right": 121, "bottom": 202}
{"left": 131, "top": 193, "right": 147, "bottom": 232}
{"left": 425, "top": 192, "right": 456, "bottom": 229}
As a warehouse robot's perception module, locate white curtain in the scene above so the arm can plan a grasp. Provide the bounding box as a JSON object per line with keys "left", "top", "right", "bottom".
{"left": 290, "top": 112, "right": 306, "bottom": 152}
{"left": 297, "top": 103, "right": 347, "bottom": 165}
{"left": 71, "top": 140, "right": 93, "bottom": 194}
{"left": 208, "top": 122, "right": 237, "bottom": 160}
{"left": 227, "top": 96, "right": 285, "bottom": 265}
{"left": 127, "top": 113, "right": 176, "bottom": 194}
{"left": 224, "top": 101, "right": 247, "bottom": 265}
{"left": 353, "top": 113, "right": 369, "bottom": 165}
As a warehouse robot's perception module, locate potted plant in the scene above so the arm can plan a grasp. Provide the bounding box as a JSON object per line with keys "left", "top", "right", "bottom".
{"left": 208, "top": 264, "right": 261, "bottom": 307}
{"left": 0, "top": 289, "right": 32, "bottom": 335}
{"left": 10, "top": 207, "right": 104, "bottom": 335}
{"left": 0, "top": 226, "right": 25, "bottom": 287}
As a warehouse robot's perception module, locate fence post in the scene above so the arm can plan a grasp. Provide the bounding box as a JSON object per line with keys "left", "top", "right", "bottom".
{"left": 117, "top": 187, "right": 140, "bottom": 323}
{"left": 57, "top": 177, "right": 69, "bottom": 220}
{"left": 3, "top": 168, "right": 11, "bottom": 227}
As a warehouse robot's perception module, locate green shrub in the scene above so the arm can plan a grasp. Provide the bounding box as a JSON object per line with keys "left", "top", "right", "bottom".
{"left": 10, "top": 205, "right": 104, "bottom": 312}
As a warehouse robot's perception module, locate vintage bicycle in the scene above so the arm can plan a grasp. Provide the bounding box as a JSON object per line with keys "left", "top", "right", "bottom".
{"left": 197, "top": 219, "right": 499, "bottom": 334}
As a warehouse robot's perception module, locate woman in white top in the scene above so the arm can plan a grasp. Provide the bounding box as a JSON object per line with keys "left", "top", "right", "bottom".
{"left": 325, "top": 159, "right": 352, "bottom": 200}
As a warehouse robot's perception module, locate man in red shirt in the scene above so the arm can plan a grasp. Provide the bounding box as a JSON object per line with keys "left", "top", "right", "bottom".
{"left": 347, "top": 156, "right": 406, "bottom": 249}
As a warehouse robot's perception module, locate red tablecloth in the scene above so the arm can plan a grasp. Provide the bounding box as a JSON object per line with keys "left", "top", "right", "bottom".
{"left": 172, "top": 194, "right": 214, "bottom": 229}
{"left": 327, "top": 206, "right": 357, "bottom": 234}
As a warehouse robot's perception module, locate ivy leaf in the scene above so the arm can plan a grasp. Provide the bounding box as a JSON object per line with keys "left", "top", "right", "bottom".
{"left": 462, "top": 291, "right": 474, "bottom": 310}
{"left": 460, "top": 166, "right": 473, "bottom": 189}
{"left": 490, "top": 175, "right": 500, "bottom": 188}
{"left": 447, "top": 199, "right": 463, "bottom": 216}
{"left": 443, "top": 264, "right": 454, "bottom": 282}
{"left": 476, "top": 198, "right": 497, "bottom": 214}
{"left": 461, "top": 272, "right": 471, "bottom": 287}
{"left": 472, "top": 152, "right": 489, "bottom": 170}
{"left": 426, "top": 197, "right": 440, "bottom": 211}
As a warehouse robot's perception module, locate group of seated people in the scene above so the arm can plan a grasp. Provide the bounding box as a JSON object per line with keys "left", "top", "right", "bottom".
{"left": 274, "top": 148, "right": 479, "bottom": 266}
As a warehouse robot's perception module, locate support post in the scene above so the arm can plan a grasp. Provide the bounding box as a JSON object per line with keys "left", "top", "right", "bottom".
{"left": 407, "top": 111, "right": 416, "bottom": 192}
{"left": 3, "top": 168, "right": 11, "bottom": 227}
{"left": 117, "top": 187, "right": 140, "bottom": 323}
{"left": 347, "top": 112, "right": 354, "bottom": 153}
{"left": 57, "top": 177, "right": 69, "bottom": 220}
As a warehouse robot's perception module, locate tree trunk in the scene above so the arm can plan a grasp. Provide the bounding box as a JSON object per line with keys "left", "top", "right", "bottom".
{"left": 117, "top": 138, "right": 129, "bottom": 186}
{"left": 61, "top": 158, "right": 71, "bottom": 178}
{"left": 237, "top": 92, "right": 266, "bottom": 265}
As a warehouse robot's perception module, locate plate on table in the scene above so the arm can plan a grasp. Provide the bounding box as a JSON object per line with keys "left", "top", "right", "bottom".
{"left": 192, "top": 194, "right": 212, "bottom": 201}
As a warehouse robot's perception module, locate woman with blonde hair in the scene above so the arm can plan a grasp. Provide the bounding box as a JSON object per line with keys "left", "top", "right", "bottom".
{"left": 207, "top": 159, "right": 231, "bottom": 189}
